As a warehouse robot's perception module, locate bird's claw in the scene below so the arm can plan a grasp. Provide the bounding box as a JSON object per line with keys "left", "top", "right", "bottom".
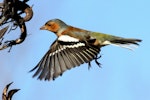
{"left": 95, "top": 55, "right": 101, "bottom": 67}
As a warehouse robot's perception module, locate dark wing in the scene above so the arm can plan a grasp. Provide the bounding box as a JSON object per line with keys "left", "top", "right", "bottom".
{"left": 30, "top": 39, "right": 100, "bottom": 81}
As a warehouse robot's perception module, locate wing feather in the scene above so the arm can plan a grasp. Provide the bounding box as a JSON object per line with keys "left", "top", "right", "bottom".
{"left": 30, "top": 36, "right": 100, "bottom": 81}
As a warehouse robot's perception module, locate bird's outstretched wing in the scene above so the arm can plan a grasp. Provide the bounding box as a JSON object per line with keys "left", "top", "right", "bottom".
{"left": 30, "top": 35, "right": 100, "bottom": 81}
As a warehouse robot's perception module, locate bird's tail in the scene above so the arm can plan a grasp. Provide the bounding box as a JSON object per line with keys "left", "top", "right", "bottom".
{"left": 90, "top": 32, "right": 142, "bottom": 50}
{"left": 106, "top": 38, "right": 142, "bottom": 50}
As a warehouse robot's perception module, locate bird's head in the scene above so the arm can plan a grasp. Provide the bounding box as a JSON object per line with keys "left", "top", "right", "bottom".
{"left": 40, "top": 19, "right": 68, "bottom": 34}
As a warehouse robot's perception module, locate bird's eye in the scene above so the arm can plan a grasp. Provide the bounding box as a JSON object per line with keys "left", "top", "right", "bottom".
{"left": 47, "top": 24, "right": 51, "bottom": 26}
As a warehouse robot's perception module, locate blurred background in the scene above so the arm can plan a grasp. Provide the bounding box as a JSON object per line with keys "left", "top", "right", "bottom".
{"left": 0, "top": 0, "right": 149, "bottom": 100}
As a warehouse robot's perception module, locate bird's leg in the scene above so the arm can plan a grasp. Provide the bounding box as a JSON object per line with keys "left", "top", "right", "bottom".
{"left": 94, "top": 54, "right": 101, "bottom": 67}
{"left": 88, "top": 55, "right": 101, "bottom": 69}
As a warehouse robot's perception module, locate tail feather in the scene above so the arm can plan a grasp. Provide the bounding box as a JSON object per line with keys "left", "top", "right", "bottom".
{"left": 90, "top": 32, "right": 142, "bottom": 50}
{"left": 108, "top": 38, "right": 142, "bottom": 50}
{"left": 110, "top": 38, "right": 142, "bottom": 45}
{"left": 110, "top": 43, "right": 138, "bottom": 50}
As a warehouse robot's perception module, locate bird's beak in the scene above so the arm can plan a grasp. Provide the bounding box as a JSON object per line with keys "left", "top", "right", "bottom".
{"left": 40, "top": 25, "right": 46, "bottom": 30}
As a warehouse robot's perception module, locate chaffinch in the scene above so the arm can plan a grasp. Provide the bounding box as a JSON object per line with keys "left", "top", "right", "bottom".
{"left": 30, "top": 19, "right": 142, "bottom": 81}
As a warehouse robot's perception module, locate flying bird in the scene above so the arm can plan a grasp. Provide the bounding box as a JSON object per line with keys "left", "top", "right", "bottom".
{"left": 30, "top": 19, "right": 142, "bottom": 81}
{"left": 2, "top": 82, "right": 20, "bottom": 100}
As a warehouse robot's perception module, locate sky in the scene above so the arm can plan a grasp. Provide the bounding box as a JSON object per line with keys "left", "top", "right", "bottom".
{"left": 0, "top": 0, "right": 149, "bottom": 100}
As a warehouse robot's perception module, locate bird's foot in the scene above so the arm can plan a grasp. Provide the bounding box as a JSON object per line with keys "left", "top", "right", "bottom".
{"left": 95, "top": 55, "right": 102, "bottom": 67}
